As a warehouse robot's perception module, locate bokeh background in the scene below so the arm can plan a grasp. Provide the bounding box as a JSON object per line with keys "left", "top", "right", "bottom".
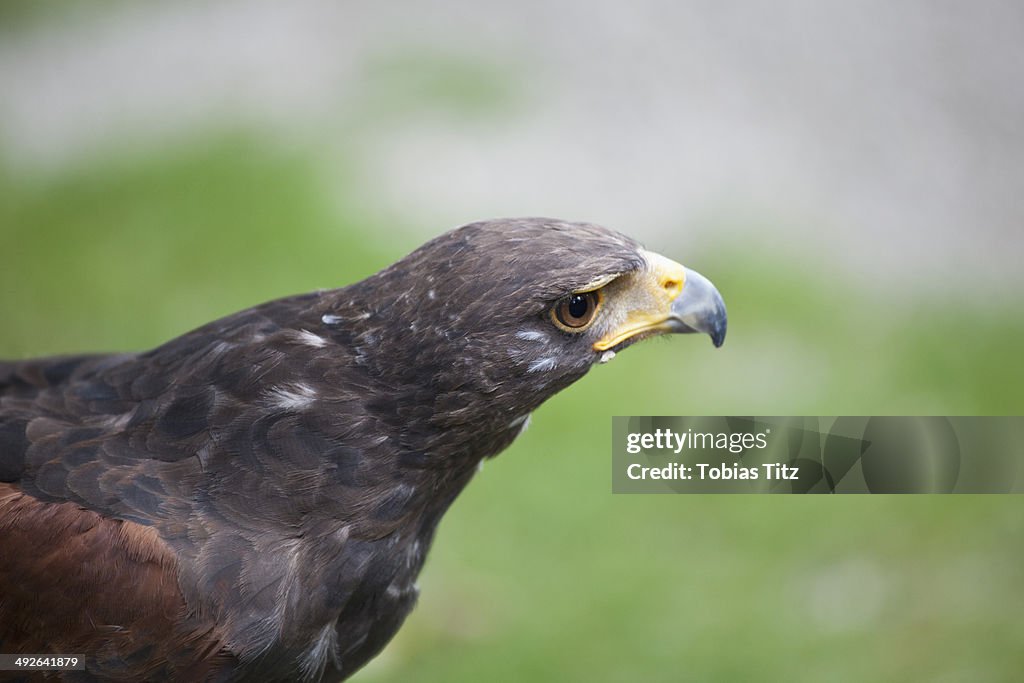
{"left": 2, "top": 2, "right": 1023, "bottom": 681}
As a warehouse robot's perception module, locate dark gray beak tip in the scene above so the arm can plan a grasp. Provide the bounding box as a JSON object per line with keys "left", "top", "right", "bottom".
{"left": 673, "top": 267, "right": 728, "bottom": 349}
{"left": 711, "top": 315, "right": 727, "bottom": 348}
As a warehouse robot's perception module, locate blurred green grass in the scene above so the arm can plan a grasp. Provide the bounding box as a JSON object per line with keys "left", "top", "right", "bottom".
{"left": 2, "top": 137, "right": 1022, "bottom": 682}
{"left": 0, "top": 136, "right": 392, "bottom": 355}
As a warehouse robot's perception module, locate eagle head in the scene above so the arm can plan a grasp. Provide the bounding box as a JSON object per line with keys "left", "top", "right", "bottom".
{"left": 315, "top": 217, "right": 727, "bottom": 452}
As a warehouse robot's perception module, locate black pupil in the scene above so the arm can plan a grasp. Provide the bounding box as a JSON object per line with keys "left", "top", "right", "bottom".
{"left": 567, "top": 294, "right": 589, "bottom": 319}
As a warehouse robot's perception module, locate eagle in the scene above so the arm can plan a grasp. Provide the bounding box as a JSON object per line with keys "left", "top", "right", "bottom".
{"left": 0, "top": 218, "right": 726, "bottom": 681}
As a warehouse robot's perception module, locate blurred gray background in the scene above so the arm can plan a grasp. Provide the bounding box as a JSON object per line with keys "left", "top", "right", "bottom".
{"left": 3, "top": 0, "right": 1022, "bottom": 291}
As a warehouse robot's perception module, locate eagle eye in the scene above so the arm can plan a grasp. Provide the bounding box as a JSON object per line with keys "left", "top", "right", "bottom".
{"left": 551, "top": 290, "right": 601, "bottom": 331}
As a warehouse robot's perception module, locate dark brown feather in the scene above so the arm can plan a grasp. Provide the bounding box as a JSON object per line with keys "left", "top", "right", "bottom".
{"left": 0, "top": 218, "right": 646, "bottom": 681}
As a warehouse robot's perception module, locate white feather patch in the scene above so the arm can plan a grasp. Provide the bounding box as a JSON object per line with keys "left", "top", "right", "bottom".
{"left": 528, "top": 357, "right": 558, "bottom": 373}
{"left": 509, "top": 413, "right": 532, "bottom": 436}
{"left": 515, "top": 330, "right": 548, "bottom": 343}
{"left": 266, "top": 383, "right": 317, "bottom": 410}
{"left": 300, "top": 623, "right": 340, "bottom": 679}
{"left": 295, "top": 329, "right": 327, "bottom": 348}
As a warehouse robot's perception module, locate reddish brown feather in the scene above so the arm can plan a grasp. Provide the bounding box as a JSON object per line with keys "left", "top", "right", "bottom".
{"left": 0, "top": 483, "right": 231, "bottom": 681}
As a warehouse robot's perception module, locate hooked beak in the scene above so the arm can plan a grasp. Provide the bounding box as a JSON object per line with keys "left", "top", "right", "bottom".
{"left": 593, "top": 250, "right": 727, "bottom": 352}
{"left": 670, "top": 267, "right": 728, "bottom": 347}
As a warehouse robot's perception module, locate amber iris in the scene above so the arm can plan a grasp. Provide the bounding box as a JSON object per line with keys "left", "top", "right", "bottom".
{"left": 552, "top": 291, "right": 600, "bottom": 330}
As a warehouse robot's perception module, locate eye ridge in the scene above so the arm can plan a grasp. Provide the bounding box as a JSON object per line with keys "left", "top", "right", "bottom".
{"left": 551, "top": 290, "right": 601, "bottom": 331}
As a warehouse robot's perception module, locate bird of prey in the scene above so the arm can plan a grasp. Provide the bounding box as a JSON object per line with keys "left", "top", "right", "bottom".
{"left": 0, "top": 218, "right": 726, "bottom": 681}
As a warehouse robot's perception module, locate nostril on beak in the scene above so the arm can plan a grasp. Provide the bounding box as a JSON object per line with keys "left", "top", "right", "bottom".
{"left": 661, "top": 277, "right": 683, "bottom": 299}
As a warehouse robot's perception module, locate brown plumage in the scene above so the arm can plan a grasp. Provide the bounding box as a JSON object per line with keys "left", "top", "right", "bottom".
{"left": 0, "top": 484, "right": 230, "bottom": 679}
{"left": 0, "top": 218, "right": 726, "bottom": 681}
